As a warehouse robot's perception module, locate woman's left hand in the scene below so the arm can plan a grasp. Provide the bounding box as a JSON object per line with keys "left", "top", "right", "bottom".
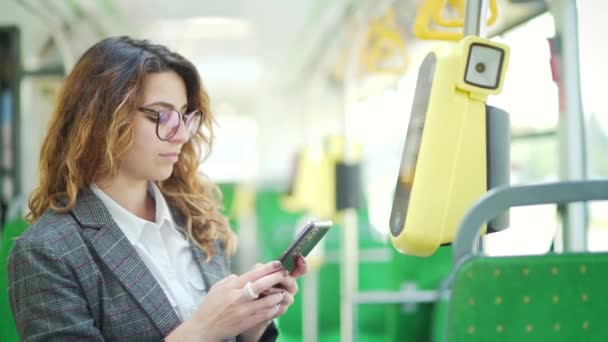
{"left": 240, "top": 255, "right": 308, "bottom": 341}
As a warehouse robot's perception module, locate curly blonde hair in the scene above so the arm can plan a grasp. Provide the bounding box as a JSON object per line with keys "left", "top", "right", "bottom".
{"left": 27, "top": 36, "right": 236, "bottom": 258}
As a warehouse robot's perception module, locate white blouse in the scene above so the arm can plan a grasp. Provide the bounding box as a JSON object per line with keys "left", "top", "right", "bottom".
{"left": 90, "top": 183, "right": 206, "bottom": 322}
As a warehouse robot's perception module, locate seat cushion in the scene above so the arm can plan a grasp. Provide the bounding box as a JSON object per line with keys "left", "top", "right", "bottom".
{"left": 447, "top": 253, "right": 608, "bottom": 341}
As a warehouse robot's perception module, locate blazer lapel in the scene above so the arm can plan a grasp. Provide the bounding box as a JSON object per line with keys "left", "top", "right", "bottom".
{"left": 72, "top": 188, "right": 181, "bottom": 336}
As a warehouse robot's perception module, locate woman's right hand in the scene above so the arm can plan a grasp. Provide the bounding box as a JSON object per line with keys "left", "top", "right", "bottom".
{"left": 166, "top": 260, "right": 288, "bottom": 342}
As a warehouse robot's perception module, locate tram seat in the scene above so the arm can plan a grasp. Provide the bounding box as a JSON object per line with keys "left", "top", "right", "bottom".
{"left": 431, "top": 181, "right": 608, "bottom": 342}
{"left": 433, "top": 252, "right": 608, "bottom": 341}
{"left": 0, "top": 217, "right": 28, "bottom": 342}
{"left": 387, "top": 246, "right": 452, "bottom": 341}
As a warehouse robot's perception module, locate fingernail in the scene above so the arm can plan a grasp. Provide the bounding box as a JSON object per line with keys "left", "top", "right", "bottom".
{"left": 273, "top": 261, "right": 282, "bottom": 268}
{"left": 282, "top": 270, "right": 289, "bottom": 276}
{"left": 301, "top": 257, "right": 306, "bottom": 264}
{"left": 275, "top": 304, "right": 281, "bottom": 310}
{"left": 281, "top": 291, "right": 286, "bottom": 298}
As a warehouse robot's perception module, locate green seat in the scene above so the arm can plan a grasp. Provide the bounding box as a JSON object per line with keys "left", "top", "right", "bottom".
{"left": 1, "top": 218, "right": 29, "bottom": 342}
{"left": 443, "top": 253, "right": 608, "bottom": 341}
{"left": 430, "top": 295, "right": 449, "bottom": 342}
{"left": 438, "top": 181, "right": 608, "bottom": 341}
{"left": 387, "top": 246, "right": 452, "bottom": 342}
{"left": 314, "top": 229, "right": 392, "bottom": 342}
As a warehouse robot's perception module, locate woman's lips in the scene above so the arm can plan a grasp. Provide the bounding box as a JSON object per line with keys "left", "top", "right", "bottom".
{"left": 159, "top": 152, "right": 179, "bottom": 162}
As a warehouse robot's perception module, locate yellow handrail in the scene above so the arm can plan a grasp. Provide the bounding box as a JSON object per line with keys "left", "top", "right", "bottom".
{"left": 361, "top": 8, "right": 409, "bottom": 74}
{"left": 433, "top": 0, "right": 497, "bottom": 28}
{"left": 414, "top": 0, "right": 499, "bottom": 41}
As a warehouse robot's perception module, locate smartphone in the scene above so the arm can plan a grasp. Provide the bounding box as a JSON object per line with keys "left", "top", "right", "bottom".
{"left": 278, "top": 220, "right": 333, "bottom": 273}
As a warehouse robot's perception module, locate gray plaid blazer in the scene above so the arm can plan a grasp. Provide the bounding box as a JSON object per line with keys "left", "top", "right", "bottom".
{"left": 7, "top": 188, "right": 278, "bottom": 341}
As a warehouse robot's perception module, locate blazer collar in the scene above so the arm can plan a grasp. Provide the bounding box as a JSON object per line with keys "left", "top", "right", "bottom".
{"left": 73, "top": 187, "right": 231, "bottom": 334}
{"left": 71, "top": 187, "right": 114, "bottom": 229}
{"left": 74, "top": 187, "right": 181, "bottom": 335}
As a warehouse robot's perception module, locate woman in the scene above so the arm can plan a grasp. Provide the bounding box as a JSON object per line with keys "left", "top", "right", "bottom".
{"left": 7, "top": 36, "right": 306, "bottom": 341}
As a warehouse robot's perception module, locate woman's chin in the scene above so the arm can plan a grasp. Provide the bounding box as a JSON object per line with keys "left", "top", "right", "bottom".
{"left": 152, "top": 167, "right": 175, "bottom": 181}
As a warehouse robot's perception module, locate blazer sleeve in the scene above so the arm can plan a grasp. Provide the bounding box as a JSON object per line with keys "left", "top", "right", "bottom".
{"left": 7, "top": 236, "right": 104, "bottom": 341}
{"left": 235, "top": 321, "right": 279, "bottom": 342}
{"left": 258, "top": 322, "right": 279, "bottom": 342}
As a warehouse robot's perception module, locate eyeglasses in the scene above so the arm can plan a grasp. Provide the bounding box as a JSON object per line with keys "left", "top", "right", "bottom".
{"left": 138, "top": 107, "right": 203, "bottom": 141}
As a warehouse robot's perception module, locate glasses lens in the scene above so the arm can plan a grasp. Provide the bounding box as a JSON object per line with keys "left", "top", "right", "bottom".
{"left": 185, "top": 110, "right": 203, "bottom": 136}
{"left": 158, "top": 110, "right": 180, "bottom": 140}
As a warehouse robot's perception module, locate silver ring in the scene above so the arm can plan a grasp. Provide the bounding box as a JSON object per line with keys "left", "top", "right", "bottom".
{"left": 244, "top": 281, "right": 259, "bottom": 300}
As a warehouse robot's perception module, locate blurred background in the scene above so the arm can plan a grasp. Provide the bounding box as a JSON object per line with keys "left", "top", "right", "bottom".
{"left": 1, "top": 0, "right": 607, "bottom": 341}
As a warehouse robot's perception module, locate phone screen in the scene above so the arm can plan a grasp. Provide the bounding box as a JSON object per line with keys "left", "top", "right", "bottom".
{"left": 278, "top": 220, "right": 332, "bottom": 272}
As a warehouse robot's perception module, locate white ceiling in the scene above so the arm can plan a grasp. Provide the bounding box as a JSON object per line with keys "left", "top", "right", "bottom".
{"left": 1, "top": 0, "right": 546, "bottom": 90}
{"left": 1, "top": 0, "right": 547, "bottom": 183}
{"left": 0, "top": 0, "right": 355, "bottom": 98}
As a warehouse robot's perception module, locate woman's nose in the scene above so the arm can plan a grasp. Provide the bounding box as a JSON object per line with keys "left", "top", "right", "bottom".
{"left": 169, "top": 118, "right": 189, "bottom": 144}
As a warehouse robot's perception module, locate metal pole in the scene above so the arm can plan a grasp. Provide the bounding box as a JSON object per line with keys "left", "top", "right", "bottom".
{"left": 341, "top": 16, "right": 366, "bottom": 342}
{"left": 464, "top": 0, "right": 489, "bottom": 37}
{"left": 302, "top": 270, "right": 318, "bottom": 342}
{"left": 486, "top": 106, "right": 510, "bottom": 232}
{"left": 12, "top": 27, "right": 21, "bottom": 219}
{"left": 463, "top": 0, "right": 490, "bottom": 253}
{"left": 340, "top": 2, "right": 402, "bottom": 340}
{"left": 551, "top": 0, "right": 587, "bottom": 252}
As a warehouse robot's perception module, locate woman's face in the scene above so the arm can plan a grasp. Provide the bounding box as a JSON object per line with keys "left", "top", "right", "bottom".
{"left": 119, "top": 71, "right": 190, "bottom": 182}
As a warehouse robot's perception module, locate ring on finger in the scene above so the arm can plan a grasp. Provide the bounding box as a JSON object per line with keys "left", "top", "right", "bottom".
{"left": 243, "top": 281, "right": 259, "bottom": 300}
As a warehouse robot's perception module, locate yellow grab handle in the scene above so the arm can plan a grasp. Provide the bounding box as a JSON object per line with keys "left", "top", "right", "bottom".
{"left": 433, "top": 0, "right": 498, "bottom": 28}
{"left": 414, "top": 0, "right": 499, "bottom": 41}
{"left": 361, "top": 8, "right": 409, "bottom": 74}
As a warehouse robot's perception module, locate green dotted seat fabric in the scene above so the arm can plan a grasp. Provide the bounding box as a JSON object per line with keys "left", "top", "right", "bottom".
{"left": 446, "top": 253, "right": 608, "bottom": 341}
{"left": 431, "top": 295, "right": 450, "bottom": 342}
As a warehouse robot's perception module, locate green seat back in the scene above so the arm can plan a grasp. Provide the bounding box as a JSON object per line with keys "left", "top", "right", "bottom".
{"left": 386, "top": 246, "right": 452, "bottom": 342}
{"left": 446, "top": 253, "right": 608, "bottom": 341}
{"left": 314, "top": 224, "right": 392, "bottom": 342}
{"left": 1, "top": 218, "right": 29, "bottom": 342}
{"left": 430, "top": 296, "right": 450, "bottom": 342}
